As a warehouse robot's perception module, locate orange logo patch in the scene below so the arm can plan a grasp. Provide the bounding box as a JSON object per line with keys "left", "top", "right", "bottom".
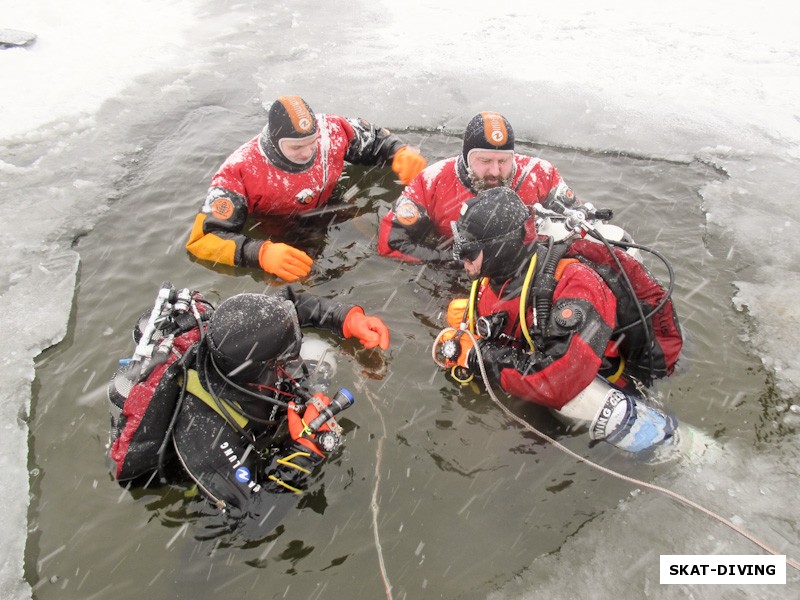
{"left": 481, "top": 111, "right": 508, "bottom": 145}
{"left": 210, "top": 197, "right": 234, "bottom": 220}
{"left": 278, "top": 95, "right": 314, "bottom": 134}
{"left": 395, "top": 199, "right": 420, "bottom": 226}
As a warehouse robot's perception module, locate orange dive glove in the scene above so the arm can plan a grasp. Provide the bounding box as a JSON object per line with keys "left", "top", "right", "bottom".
{"left": 446, "top": 298, "right": 469, "bottom": 329}
{"left": 287, "top": 394, "right": 332, "bottom": 457}
{"left": 342, "top": 307, "right": 390, "bottom": 350}
{"left": 391, "top": 146, "right": 427, "bottom": 185}
{"left": 258, "top": 241, "right": 313, "bottom": 282}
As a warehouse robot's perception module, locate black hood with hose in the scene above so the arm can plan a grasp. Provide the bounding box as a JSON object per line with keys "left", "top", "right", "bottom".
{"left": 453, "top": 187, "right": 533, "bottom": 280}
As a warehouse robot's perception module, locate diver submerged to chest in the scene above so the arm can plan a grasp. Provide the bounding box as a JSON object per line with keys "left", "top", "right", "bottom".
{"left": 433, "top": 186, "right": 708, "bottom": 460}
{"left": 106, "top": 282, "right": 389, "bottom": 538}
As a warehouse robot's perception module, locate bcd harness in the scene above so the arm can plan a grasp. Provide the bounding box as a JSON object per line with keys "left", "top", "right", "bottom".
{"left": 182, "top": 368, "right": 334, "bottom": 496}
{"left": 464, "top": 238, "right": 632, "bottom": 383}
{"left": 184, "top": 368, "right": 250, "bottom": 430}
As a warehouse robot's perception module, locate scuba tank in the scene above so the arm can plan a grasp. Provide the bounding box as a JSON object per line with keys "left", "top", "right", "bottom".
{"left": 107, "top": 283, "right": 212, "bottom": 482}
{"left": 554, "top": 376, "right": 714, "bottom": 461}
{"left": 554, "top": 377, "right": 677, "bottom": 454}
{"left": 294, "top": 337, "right": 338, "bottom": 392}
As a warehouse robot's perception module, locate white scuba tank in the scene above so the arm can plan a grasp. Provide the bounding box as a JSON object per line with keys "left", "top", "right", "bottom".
{"left": 556, "top": 377, "right": 676, "bottom": 453}
{"left": 536, "top": 217, "right": 644, "bottom": 262}
{"left": 554, "top": 376, "right": 714, "bottom": 462}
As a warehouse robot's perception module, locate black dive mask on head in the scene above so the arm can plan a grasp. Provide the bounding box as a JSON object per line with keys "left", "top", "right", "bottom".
{"left": 452, "top": 188, "right": 532, "bottom": 279}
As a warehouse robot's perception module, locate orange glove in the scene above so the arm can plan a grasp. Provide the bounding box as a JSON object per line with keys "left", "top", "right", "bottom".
{"left": 391, "top": 146, "right": 427, "bottom": 185}
{"left": 342, "top": 307, "right": 390, "bottom": 350}
{"left": 287, "top": 394, "right": 332, "bottom": 457}
{"left": 437, "top": 329, "right": 475, "bottom": 369}
{"left": 258, "top": 241, "right": 313, "bottom": 282}
{"left": 446, "top": 298, "right": 469, "bottom": 328}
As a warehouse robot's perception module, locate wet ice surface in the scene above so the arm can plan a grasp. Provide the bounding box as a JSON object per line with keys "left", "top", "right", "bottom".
{"left": 4, "top": 0, "right": 800, "bottom": 598}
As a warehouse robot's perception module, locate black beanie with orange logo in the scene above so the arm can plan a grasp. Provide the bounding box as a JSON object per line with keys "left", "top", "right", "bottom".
{"left": 260, "top": 95, "right": 319, "bottom": 170}
{"left": 461, "top": 111, "right": 515, "bottom": 166}
{"left": 267, "top": 95, "right": 318, "bottom": 149}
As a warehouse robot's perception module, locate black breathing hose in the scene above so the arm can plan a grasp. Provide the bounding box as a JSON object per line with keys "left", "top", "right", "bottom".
{"left": 534, "top": 237, "right": 558, "bottom": 333}
{"left": 601, "top": 237, "right": 677, "bottom": 332}
{"left": 584, "top": 227, "right": 678, "bottom": 380}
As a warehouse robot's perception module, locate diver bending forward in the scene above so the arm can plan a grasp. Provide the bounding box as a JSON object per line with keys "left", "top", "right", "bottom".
{"left": 107, "top": 285, "right": 389, "bottom": 537}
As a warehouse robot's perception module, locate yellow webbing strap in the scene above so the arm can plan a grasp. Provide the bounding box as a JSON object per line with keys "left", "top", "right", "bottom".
{"left": 184, "top": 369, "right": 249, "bottom": 429}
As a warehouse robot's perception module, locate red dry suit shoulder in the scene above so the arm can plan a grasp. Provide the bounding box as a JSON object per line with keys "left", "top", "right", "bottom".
{"left": 564, "top": 238, "right": 683, "bottom": 382}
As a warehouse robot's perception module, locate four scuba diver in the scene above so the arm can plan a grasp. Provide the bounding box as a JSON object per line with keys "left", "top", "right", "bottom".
{"left": 108, "top": 105, "right": 685, "bottom": 534}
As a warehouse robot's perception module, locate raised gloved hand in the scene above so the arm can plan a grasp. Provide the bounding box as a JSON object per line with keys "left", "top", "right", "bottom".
{"left": 258, "top": 241, "right": 313, "bottom": 282}
{"left": 287, "top": 393, "right": 333, "bottom": 457}
{"left": 343, "top": 307, "right": 390, "bottom": 349}
{"left": 446, "top": 298, "right": 469, "bottom": 328}
{"left": 391, "top": 146, "right": 427, "bottom": 185}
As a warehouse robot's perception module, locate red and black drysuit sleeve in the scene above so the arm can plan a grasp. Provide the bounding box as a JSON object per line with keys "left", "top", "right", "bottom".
{"left": 343, "top": 116, "right": 407, "bottom": 166}
{"left": 276, "top": 286, "right": 354, "bottom": 334}
{"left": 377, "top": 160, "right": 465, "bottom": 265}
{"left": 380, "top": 193, "right": 458, "bottom": 264}
{"left": 473, "top": 262, "right": 617, "bottom": 410}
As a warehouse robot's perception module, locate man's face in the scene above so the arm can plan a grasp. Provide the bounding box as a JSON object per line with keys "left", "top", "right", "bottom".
{"left": 279, "top": 132, "right": 320, "bottom": 164}
{"left": 468, "top": 150, "right": 514, "bottom": 190}
{"left": 463, "top": 250, "right": 484, "bottom": 280}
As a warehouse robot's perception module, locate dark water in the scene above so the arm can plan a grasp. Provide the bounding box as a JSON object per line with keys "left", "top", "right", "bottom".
{"left": 26, "top": 102, "right": 790, "bottom": 600}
